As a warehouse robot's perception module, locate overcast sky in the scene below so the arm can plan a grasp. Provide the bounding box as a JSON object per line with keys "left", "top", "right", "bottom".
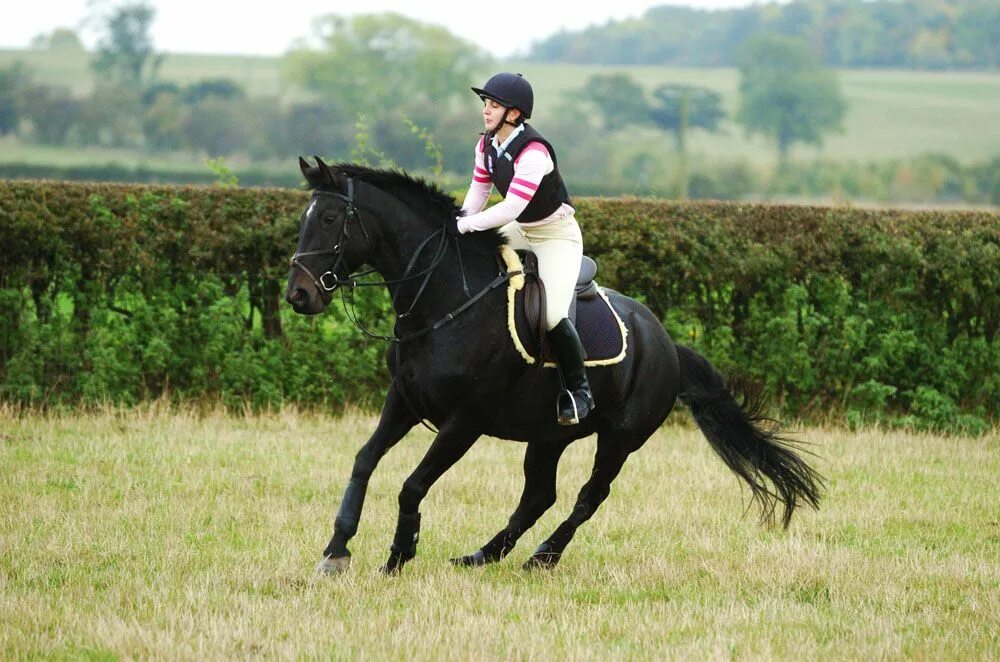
{"left": 1, "top": 0, "right": 781, "bottom": 58}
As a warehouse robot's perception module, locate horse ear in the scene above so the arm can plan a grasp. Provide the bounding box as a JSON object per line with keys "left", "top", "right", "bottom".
{"left": 314, "top": 155, "right": 336, "bottom": 185}
{"left": 298, "top": 156, "right": 311, "bottom": 175}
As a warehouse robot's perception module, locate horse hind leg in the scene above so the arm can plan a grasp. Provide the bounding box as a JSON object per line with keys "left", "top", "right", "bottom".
{"left": 523, "top": 434, "right": 633, "bottom": 570}
{"left": 451, "top": 441, "right": 570, "bottom": 567}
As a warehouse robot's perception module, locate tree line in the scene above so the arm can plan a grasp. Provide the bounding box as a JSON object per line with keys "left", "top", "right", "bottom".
{"left": 573, "top": 35, "right": 847, "bottom": 166}
{"left": 1, "top": 9, "right": 487, "bottom": 172}
{"left": 0, "top": 7, "right": 847, "bottom": 175}
{"left": 3, "top": 4, "right": 999, "bottom": 206}
{"left": 529, "top": 0, "right": 1000, "bottom": 70}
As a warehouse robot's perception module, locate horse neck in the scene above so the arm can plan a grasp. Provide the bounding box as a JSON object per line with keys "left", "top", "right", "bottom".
{"left": 365, "top": 199, "right": 481, "bottom": 323}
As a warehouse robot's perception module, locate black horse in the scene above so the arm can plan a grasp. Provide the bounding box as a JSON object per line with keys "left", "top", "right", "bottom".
{"left": 286, "top": 157, "right": 823, "bottom": 575}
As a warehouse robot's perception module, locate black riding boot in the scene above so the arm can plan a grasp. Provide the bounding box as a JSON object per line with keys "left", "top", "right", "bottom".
{"left": 547, "top": 318, "right": 595, "bottom": 425}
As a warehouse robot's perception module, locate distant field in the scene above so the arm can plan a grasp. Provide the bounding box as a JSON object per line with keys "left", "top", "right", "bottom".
{"left": 0, "top": 49, "right": 286, "bottom": 99}
{"left": 2, "top": 408, "right": 998, "bottom": 658}
{"left": 2, "top": 48, "right": 999, "bottom": 166}
{"left": 516, "top": 63, "right": 1000, "bottom": 165}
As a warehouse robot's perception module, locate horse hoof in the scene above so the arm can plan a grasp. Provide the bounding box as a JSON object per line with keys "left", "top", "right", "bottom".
{"left": 450, "top": 549, "right": 487, "bottom": 567}
{"left": 315, "top": 554, "right": 351, "bottom": 576}
{"left": 522, "top": 552, "right": 561, "bottom": 571}
{"left": 381, "top": 562, "right": 403, "bottom": 576}
{"left": 381, "top": 553, "right": 408, "bottom": 576}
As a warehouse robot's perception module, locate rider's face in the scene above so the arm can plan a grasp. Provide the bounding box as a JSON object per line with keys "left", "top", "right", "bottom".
{"left": 483, "top": 98, "right": 520, "bottom": 132}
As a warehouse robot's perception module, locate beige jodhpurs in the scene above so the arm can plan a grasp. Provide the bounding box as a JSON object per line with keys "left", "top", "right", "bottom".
{"left": 499, "top": 215, "right": 584, "bottom": 331}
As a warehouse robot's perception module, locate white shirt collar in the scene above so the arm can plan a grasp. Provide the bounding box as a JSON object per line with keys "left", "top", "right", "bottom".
{"left": 492, "top": 123, "right": 526, "bottom": 153}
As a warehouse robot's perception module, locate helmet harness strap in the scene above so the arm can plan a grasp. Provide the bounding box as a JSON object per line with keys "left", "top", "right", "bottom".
{"left": 485, "top": 105, "right": 519, "bottom": 174}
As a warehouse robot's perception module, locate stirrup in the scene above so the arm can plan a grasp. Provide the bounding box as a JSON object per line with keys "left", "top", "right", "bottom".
{"left": 556, "top": 388, "right": 593, "bottom": 425}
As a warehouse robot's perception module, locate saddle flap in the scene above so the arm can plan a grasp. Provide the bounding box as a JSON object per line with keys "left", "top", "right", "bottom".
{"left": 519, "top": 250, "right": 600, "bottom": 301}
{"left": 517, "top": 251, "right": 547, "bottom": 359}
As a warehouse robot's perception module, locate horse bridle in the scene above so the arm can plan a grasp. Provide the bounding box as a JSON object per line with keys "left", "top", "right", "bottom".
{"left": 288, "top": 177, "right": 461, "bottom": 334}
{"left": 288, "top": 179, "right": 375, "bottom": 293}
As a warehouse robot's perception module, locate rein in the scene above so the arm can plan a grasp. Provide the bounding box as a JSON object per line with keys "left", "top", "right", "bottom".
{"left": 290, "top": 180, "right": 444, "bottom": 295}
{"left": 289, "top": 176, "right": 522, "bottom": 430}
{"left": 289, "top": 179, "right": 454, "bottom": 338}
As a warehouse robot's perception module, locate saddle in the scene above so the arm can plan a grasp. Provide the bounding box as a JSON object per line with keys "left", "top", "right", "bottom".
{"left": 504, "top": 247, "right": 627, "bottom": 367}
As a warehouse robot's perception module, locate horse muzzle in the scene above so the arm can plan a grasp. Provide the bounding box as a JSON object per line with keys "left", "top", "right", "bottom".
{"left": 285, "top": 273, "right": 333, "bottom": 315}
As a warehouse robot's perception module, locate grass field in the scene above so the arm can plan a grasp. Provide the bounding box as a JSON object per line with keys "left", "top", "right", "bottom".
{"left": 519, "top": 64, "right": 1000, "bottom": 165}
{"left": 2, "top": 407, "right": 997, "bottom": 658}
{"left": 2, "top": 47, "right": 1000, "bottom": 168}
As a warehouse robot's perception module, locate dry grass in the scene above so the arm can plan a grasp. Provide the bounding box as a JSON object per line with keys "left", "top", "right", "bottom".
{"left": 1, "top": 407, "right": 997, "bottom": 659}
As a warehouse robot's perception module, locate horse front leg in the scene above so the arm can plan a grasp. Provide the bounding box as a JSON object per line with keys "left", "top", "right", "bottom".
{"left": 382, "top": 419, "right": 482, "bottom": 575}
{"left": 451, "top": 441, "right": 569, "bottom": 567}
{"left": 316, "top": 388, "right": 418, "bottom": 575}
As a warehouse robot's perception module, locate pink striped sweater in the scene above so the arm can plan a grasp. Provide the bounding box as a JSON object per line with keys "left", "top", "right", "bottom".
{"left": 457, "top": 128, "right": 574, "bottom": 234}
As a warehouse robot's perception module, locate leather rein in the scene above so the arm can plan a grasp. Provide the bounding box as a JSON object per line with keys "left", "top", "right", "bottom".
{"left": 288, "top": 177, "right": 522, "bottom": 429}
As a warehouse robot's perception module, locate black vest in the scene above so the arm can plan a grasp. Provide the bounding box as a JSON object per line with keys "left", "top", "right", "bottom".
{"left": 484, "top": 124, "right": 572, "bottom": 223}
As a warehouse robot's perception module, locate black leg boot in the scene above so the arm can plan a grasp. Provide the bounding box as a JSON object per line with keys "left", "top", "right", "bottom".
{"left": 547, "top": 318, "right": 595, "bottom": 425}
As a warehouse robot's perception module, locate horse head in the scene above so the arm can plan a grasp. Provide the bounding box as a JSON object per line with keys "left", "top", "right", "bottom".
{"left": 286, "top": 156, "right": 374, "bottom": 314}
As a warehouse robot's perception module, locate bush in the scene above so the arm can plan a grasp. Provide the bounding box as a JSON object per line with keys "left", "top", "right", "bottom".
{"left": 1, "top": 179, "right": 997, "bottom": 431}
{"left": 579, "top": 197, "right": 999, "bottom": 432}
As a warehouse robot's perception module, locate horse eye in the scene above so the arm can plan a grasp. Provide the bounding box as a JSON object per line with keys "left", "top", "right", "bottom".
{"left": 322, "top": 213, "right": 339, "bottom": 224}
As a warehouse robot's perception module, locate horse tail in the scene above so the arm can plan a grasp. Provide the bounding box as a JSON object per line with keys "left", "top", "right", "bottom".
{"left": 675, "top": 344, "right": 824, "bottom": 528}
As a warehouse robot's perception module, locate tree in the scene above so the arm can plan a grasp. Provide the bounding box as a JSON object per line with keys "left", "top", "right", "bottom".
{"left": 182, "top": 79, "right": 246, "bottom": 105}
{"left": 977, "top": 156, "right": 1000, "bottom": 206}
{"left": 83, "top": 82, "right": 144, "bottom": 147}
{"left": 85, "top": 2, "right": 161, "bottom": 147}
{"left": 649, "top": 83, "right": 725, "bottom": 200}
{"left": 22, "top": 85, "right": 81, "bottom": 144}
{"left": 0, "top": 62, "right": 33, "bottom": 135}
{"left": 143, "top": 89, "right": 186, "bottom": 151}
{"left": 289, "top": 102, "right": 346, "bottom": 153}
{"left": 735, "top": 35, "right": 846, "bottom": 163}
{"left": 576, "top": 73, "right": 651, "bottom": 129}
{"left": 283, "top": 13, "right": 490, "bottom": 157}
{"left": 141, "top": 81, "right": 181, "bottom": 107}
{"left": 90, "top": 2, "right": 163, "bottom": 88}
{"left": 182, "top": 97, "right": 249, "bottom": 157}
{"left": 648, "top": 84, "right": 725, "bottom": 151}
{"left": 955, "top": 0, "right": 1000, "bottom": 67}
{"left": 834, "top": 10, "right": 882, "bottom": 66}
{"left": 30, "top": 28, "right": 86, "bottom": 53}
{"left": 282, "top": 13, "right": 490, "bottom": 170}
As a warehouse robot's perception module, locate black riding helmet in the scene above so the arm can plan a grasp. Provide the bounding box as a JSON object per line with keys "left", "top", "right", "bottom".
{"left": 471, "top": 72, "right": 534, "bottom": 120}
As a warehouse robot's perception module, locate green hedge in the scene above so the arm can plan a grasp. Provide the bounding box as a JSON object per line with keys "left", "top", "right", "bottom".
{"left": 1, "top": 180, "right": 997, "bottom": 432}
{"left": 0, "top": 181, "right": 389, "bottom": 411}
{"left": 582, "top": 199, "right": 999, "bottom": 433}
{"left": 0, "top": 163, "right": 302, "bottom": 188}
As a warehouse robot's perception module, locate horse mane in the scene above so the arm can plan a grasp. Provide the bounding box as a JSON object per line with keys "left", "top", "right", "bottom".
{"left": 303, "top": 162, "right": 505, "bottom": 255}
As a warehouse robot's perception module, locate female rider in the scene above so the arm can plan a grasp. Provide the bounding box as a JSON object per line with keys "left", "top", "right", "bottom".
{"left": 447, "top": 72, "right": 594, "bottom": 425}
